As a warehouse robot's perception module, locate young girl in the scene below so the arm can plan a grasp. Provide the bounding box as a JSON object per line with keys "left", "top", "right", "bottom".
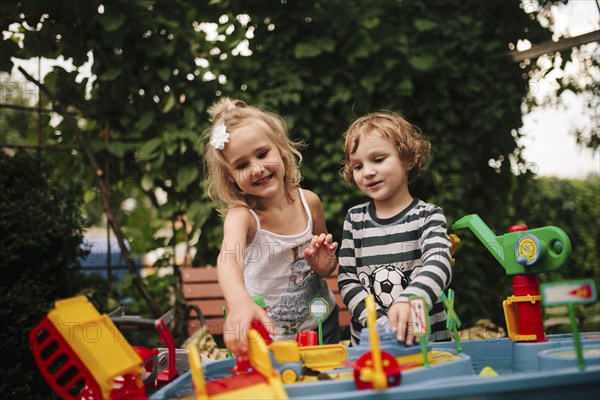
{"left": 202, "top": 98, "right": 339, "bottom": 356}
{"left": 338, "top": 111, "right": 452, "bottom": 346}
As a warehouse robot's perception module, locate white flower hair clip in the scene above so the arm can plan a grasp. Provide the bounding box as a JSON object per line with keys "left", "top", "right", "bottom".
{"left": 210, "top": 123, "right": 229, "bottom": 150}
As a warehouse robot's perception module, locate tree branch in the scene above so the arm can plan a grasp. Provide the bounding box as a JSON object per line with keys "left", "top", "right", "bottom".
{"left": 510, "top": 30, "right": 600, "bottom": 63}
{"left": 18, "top": 66, "right": 162, "bottom": 318}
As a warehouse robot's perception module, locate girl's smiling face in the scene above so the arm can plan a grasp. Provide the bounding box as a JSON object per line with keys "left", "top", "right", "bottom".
{"left": 222, "top": 121, "right": 285, "bottom": 199}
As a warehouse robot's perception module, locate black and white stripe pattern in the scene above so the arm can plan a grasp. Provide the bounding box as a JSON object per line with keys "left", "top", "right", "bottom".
{"left": 338, "top": 198, "right": 453, "bottom": 345}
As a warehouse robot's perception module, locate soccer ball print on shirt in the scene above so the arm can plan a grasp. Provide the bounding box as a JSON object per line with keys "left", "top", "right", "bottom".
{"left": 370, "top": 265, "right": 409, "bottom": 308}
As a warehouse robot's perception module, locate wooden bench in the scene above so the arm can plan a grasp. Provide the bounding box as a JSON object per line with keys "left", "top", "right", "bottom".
{"left": 181, "top": 267, "right": 351, "bottom": 338}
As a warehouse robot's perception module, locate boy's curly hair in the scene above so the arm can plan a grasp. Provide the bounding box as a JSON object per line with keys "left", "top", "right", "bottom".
{"left": 342, "top": 111, "right": 431, "bottom": 185}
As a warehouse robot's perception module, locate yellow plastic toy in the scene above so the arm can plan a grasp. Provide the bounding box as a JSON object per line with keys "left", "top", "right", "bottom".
{"left": 186, "top": 328, "right": 288, "bottom": 399}
{"left": 361, "top": 295, "right": 388, "bottom": 390}
{"left": 479, "top": 366, "right": 499, "bottom": 376}
{"left": 186, "top": 344, "right": 208, "bottom": 399}
{"left": 269, "top": 341, "right": 347, "bottom": 372}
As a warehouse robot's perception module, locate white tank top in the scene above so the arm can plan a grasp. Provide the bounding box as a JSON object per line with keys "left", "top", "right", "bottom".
{"left": 244, "top": 188, "right": 336, "bottom": 341}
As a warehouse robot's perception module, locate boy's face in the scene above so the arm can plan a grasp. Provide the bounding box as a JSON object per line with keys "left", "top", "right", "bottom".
{"left": 349, "top": 131, "right": 411, "bottom": 212}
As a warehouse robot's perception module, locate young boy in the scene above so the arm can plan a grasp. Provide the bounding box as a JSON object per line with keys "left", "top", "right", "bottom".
{"left": 338, "top": 111, "right": 452, "bottom": 346}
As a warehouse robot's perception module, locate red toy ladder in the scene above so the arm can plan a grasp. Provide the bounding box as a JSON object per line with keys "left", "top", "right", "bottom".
{"left": 30, "top": 316, "right": 104, "bottom": 399}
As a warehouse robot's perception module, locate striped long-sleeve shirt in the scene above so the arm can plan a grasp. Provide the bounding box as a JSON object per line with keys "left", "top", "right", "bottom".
{"left": 338, "top": 198, "right": 452, "bottom": 345}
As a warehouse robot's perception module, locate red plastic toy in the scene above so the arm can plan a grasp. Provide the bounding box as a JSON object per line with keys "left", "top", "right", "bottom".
{"left": 109, "top": 307, "right": 179, "bottom": 388}
{"left": 296, "top": 330, "right": 319, "bottom": 346}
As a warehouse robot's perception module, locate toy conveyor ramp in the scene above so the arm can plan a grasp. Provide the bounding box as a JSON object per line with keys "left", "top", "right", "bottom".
{"left": 29, "top": 296, "right": 145, "bottom": 399}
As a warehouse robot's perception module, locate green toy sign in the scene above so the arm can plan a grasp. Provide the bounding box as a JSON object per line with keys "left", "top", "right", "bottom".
{"left": 409, "top": 297, "right": 430, "bottom": 368}
{"left": 310, "top": 298, "right": 330, "bottom": 345}
{"left": 541, "top": 279, "right": 597, "bottom": 306}
{"left": 541, "top": 279, "right": 598, "bottom": 371}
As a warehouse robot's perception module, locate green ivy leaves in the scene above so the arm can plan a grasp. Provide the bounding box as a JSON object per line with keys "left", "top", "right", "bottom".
{"left": 294, "top": 38, "right": 335, "bottom": 58}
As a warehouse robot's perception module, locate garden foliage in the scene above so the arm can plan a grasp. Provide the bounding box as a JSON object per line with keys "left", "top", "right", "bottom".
{"left": 1, "top": 1, "right": 597, "bottom": 396}
{"left": 0, "top": 152, "right": 108, "bottom": 400}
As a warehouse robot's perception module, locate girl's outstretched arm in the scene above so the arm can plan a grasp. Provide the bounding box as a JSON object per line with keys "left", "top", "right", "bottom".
{"left": 217, "top": 207, "right": 272, "bottom": 356}
{"left": 303, "top": 190, "right": 338, "bottom": 277}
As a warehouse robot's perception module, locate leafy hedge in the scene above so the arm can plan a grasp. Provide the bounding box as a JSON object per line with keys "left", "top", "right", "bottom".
{"left": 514, "top": 175, "right": 600, "bottom": 284}
{"left": 0, "top": 152, "right": 108, "bottom": 400}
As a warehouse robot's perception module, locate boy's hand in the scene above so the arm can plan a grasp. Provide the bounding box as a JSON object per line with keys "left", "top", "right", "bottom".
{"left": 305, "top": 233, "right": 338, "bottom": 276}
{"left": 224, "top": 302, "right": 272, "bottom": 357}
{"left": 388, "top": 301, "right": 418, "bottom": 346}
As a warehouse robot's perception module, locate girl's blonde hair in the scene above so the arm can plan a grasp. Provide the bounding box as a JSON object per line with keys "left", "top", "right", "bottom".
{"left": 342, "top": 111, "right": 431, "bottom": 185}
{"left": 202, "top": 97, "right": 303, "bottom": 214}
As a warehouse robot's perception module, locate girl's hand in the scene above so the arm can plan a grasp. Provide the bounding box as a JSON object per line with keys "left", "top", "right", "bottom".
{"left": 224, "top": 301, "right": 272, "bottom": 356}
{"left": 305, "top": 233, "right": 338, "bottom": 276}
{"left": 388, "top": 301, "right": 418, "bottom": 346}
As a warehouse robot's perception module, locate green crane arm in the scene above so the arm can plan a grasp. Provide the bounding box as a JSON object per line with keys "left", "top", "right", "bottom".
{"left": 452, "top": 214, "right": 506, "bottom": 267}
{"left": 451, "top": 214, "right": 572, "bottom": 276}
